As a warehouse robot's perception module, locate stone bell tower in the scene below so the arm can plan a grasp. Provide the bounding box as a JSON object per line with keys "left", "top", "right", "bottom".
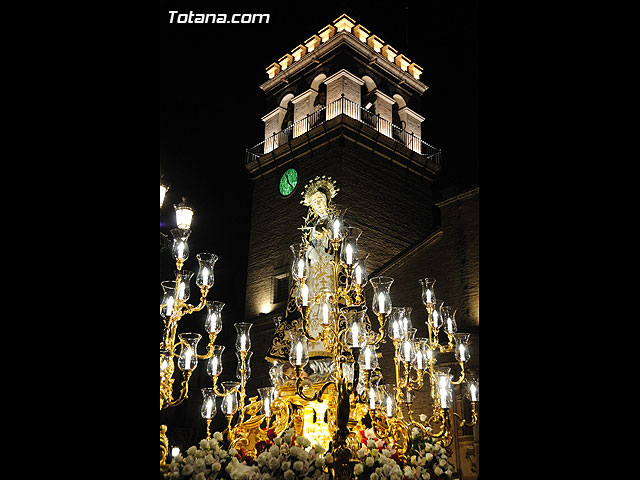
{"left": 241, "top": 13, "right": 478, "bottom": 478}
{"left": 243, "top": 13, "right": 441, "bottom": 331}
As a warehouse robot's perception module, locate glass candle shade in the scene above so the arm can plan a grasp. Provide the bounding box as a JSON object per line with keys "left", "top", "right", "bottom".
{"left": 402, "top": 307, "right": 413, "bottom": 333}
{"left": 419, "top": 277, "right": 436, "bottom": 306}
{"left": 290, "top": 244, "right": 309, "bottom": 281}
{"left": 400, "top": 328, "right": 417, "bottom": 363}
{"left": 206, "top": 345, "right": 225, "bottom": 377}
{"left": 160, "top": 281, "right": 176, "bottom": 319}
{"left": 353, "top": 253, "right": 369, "bottom": 286}
{"left": 160, "top": 348, "right": 171, "bottom": 376}
{"left": 388, "top": 307, "right": 406, "bottom": 341}
{"left": 235, "top": 350, "right": 253, "bottom": 380}
{"left": 359, "top": 344, "right": 378, "bottom": 371}
{"left": 340, "top": 227, "right": 362, "bottom": 266}
{"left": 174, "top": 197, "right": 194, "bottom": 229}
{"left": 319, "top": 293, "right": 334, "bottom": 326}
{"left": 234, "top": 323, "right": 252, "bottom": 352}
{"left": 341, "top": 305, "right": 368, "bottom": 348}
{"left": 160, "top": 182, "right": 169, "bottom": 208}
{"left": 170, "top": 228, "right": 190, "bottom": 263}
{"left": 258, "top": 387, "right": 275, "bottom": 417}
{"left": 429, "top": 300, "right": 445, "bottom": 330}
{"left": 435, "top": 367, "right": 453, "bottom": 409}
{"left": 177, "top": 333, "right": 201, "bottom": 372}
{"left": 201, "top": 388, "right": 217, "bottom": 419}
{"left": 175, "top": 270, "right": 194, "bottom": 302}
{"left": 221, "top": 382, "right": 239, "bottom": 415}
{"left": 454, "top": 333, "right": 471, "bottom": 363}
{"left": 296, "top": 282, "right": 310, "bottom": 307}
{"left": 382, "top": 384, "right": 396, "bottom": 417}
{"left": 370, "top": 276, "right": 394, "bottom": 316}
{"left": 289, "top": 331, "right": 309, "bottom": 367}
{"left": 196, "top": 253, "right": 218, "bottom": 289}
{"left": 412, "top": 338, "right": 429, "bottom": 371}
{"left": 204, "top": 301, "right": 224, "bottom": 334}
{"left": 441, "top": 305, "right": 457, "bottom": 335}
{"left": 465, "top": 377, "right": 479, "bottom": 402}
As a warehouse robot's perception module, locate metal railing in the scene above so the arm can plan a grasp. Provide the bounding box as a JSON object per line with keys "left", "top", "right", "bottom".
{"left": 246, "top": 96, "right": 442, "bottom": 166}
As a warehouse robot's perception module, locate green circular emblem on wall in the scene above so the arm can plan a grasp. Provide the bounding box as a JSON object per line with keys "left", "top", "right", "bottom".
{"left": 279, "top": 168, "right": 298, "bottom": 197}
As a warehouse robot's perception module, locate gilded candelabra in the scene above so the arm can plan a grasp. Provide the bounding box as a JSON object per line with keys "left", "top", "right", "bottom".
{"left": 192, "top": 177, "right": 479, "bottom": 479}
{"left": 159, "top": 190, "right": 224, "bottom": 467}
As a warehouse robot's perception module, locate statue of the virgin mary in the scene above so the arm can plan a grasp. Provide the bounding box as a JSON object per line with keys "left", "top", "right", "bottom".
{"left": 265, "top": 176, "right": 343, "bottom": 379}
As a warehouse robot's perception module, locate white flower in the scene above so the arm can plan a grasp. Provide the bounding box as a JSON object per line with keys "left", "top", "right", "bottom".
{"left": 282, "top": 461, "right": 291, "bottom": 471}
{"left": 419, "top": 414, "right": 428, "bottom": 422}
{"left": 434, "top": 466, "right": 443, "bottom": 476}
{"left": 439, "top": 459, "right": 447, "bottom": 467}
{"left": 370, "top": 473, "right": 379, "bottom": 480}
{"left": 293, "top": 461, "right": 304, "bottom": 471}
{"left": 354, "top": 463, "right": 364, "bottom": 475}
{"left": 314, "top": 443, "right": 325, "bottom": 454}
{"left": 212, "top": 462, "right": 222, "bottom": 472}
{"left": 425, "top": 453, "right": 433, "bottom": 462}
{"left": 267, "top": 457, "right": 280, "bottom": 471}
{"left": 214, "top": 432, "right": 223, "bottom": 441}
{"left": 187, "top": 446, "right": 197, "bottom": 456}
{"left": 357, "top": 448, "right": 367, "bottom": 459}
{"left": 283, "top": 469, "right": 295, "bottom": 480}
{"left": 182, "top": 464, "right": 193, "bottom": 476}
{"left": 404, "top": 466, "right": 413, "bottom": 477}
{"left": 302, "top": 437, "right": 311, "bottom": 448}
{"left": 365, "top": 457, "right": 374, "bottom": 468}
{"left": 433, "top": 444, "right": 441, "bottom": 453}
{"left": 315, "top": 457, "right": 325, "bottom": 468}
{"left": 390, "top": 475, "right": 400, "bottom": 480}
{"left": 299, "top": 450, "right": 309, "bottom": 462}
{"left": 269, "top": 445, "right": 280, "bottom": 457}
{"left": 421, "top": 473, "right": 430, "bottom": 480}
{"left": 367, "top": 439, "right": 375, "bottom": 449}
{"left": 325, "top": 453, "right": 333, "bottom": 464}
{"left": 205, "top": 453, "right": 214, "bottom": 465}
{"left": 274, "top": 437, "right": 283, "bottom": 446}
{"left": 446, "top": 470, "right": 452, "bottom": 477}
{"left": 195, "top": 473, "right": 206, "bottom": 480}
{"left": 229, "top": 448, "right": 238, "bottom": 456}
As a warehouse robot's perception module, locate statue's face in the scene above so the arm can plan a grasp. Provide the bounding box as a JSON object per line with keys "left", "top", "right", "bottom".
{"left": 310, "top": 191, "right": 328, "bottom": 216}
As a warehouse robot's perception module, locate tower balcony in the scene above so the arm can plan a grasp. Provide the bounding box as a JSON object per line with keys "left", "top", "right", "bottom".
{"left": 245, "top": 96, "right": 441, "bottom": 177}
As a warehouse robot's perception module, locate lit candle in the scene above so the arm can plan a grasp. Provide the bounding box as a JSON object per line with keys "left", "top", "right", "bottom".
{"left": 301, "top": 283, "right": 309, "bottom": 306}
{"left": 447, "top": 317, "right": 453, "bottom": 334}
{"left": 369, "top": 387, "right": 376, "bottom": 409}
{"left": 333, "top": 219, "right": 340, "bottom": 239}
{"left": 470, "top": 384, "right": 477, "bottom": 402}
{"left": 166, "top": 297, "right": 174, "bottom": 317}
{"left": 426, "top": 289, "right": 432, "bottom": 303}
{"left": 378, "top": 293, "right": 385, "bottom": 313}
{"left": 322, "top": 302, "right": 329, "bottom": 324}
{"left": 240, "top": 334, "right": 246, "bottom": 351}
{"left": 386, "top": 395, "right": 393, "bottom": 417}
{"left": 355, "top": 265, "right": 362, "bottom": 284}
{"left": 392, "top": 320, "right": 399, "bottom": 339}
{"left": 184, "top": 347, "right": 192, "bottom": 370}
{"left": 177, "top": 281, "right": 186, "bottom": 300}
{"left": 177, "top": 242, "right": 185, "bottom": 259}
{"left": 403, "top": 341, "right": 411, "bottom": 361}
{"left": 459, "top": 344, "right": 466, "bottom": 362}
{"left": 205, "top": 398, "right": 213, "bottom": 418}
{"left": 211, "top": 357, "right": 218, "bottom": 375}
{"left": 296, "top": 342, "right": 303, "bottom": 366}
{"left": 345, "top": 243, "right": 353, "bottom": 265}
{"left": 351, "top": 322, "right": 359, "bottom": 347}
{"left": 263, "top": 397, "right": 271, "bottom": 416}
{"left": 364, "top": 347, "right": 371, "bottom": 370}
{"left": 161, "top": 358, "right": 169, "bottom": 372}
{"left": 201, "top": 268, "right": 209, "bottom": 286}
{"left": 297, "top": 258, "right": 305, "bottom": 278}
{"left": 416, "top": 352, "right": 423, "bottom": 370}
{"left": 432, "top": 310, "right": 439, "bottom": 328}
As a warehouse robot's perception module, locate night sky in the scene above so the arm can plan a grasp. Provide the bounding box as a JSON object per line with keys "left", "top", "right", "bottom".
{"left": 160, "top": 0, "right": 478, "bottom": 445}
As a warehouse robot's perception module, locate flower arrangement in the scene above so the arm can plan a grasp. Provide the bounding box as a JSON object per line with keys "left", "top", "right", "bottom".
{"left": 164, "top": 428, "right": 329, "bottom": 480}
{"left": 164, "top": 426, "right": 455, "bottom": 480}
{"left": 352, "top": 427, "right": 455, "bottom": 479}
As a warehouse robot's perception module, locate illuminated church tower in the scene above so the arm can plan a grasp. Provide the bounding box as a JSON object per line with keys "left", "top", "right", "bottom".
{"left": 243, "top": 14, "right": 478, "bottom": 477}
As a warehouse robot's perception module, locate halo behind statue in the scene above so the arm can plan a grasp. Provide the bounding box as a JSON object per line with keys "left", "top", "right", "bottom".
{"left": 300, "top": 176, "right": 340, "bottom": 206}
